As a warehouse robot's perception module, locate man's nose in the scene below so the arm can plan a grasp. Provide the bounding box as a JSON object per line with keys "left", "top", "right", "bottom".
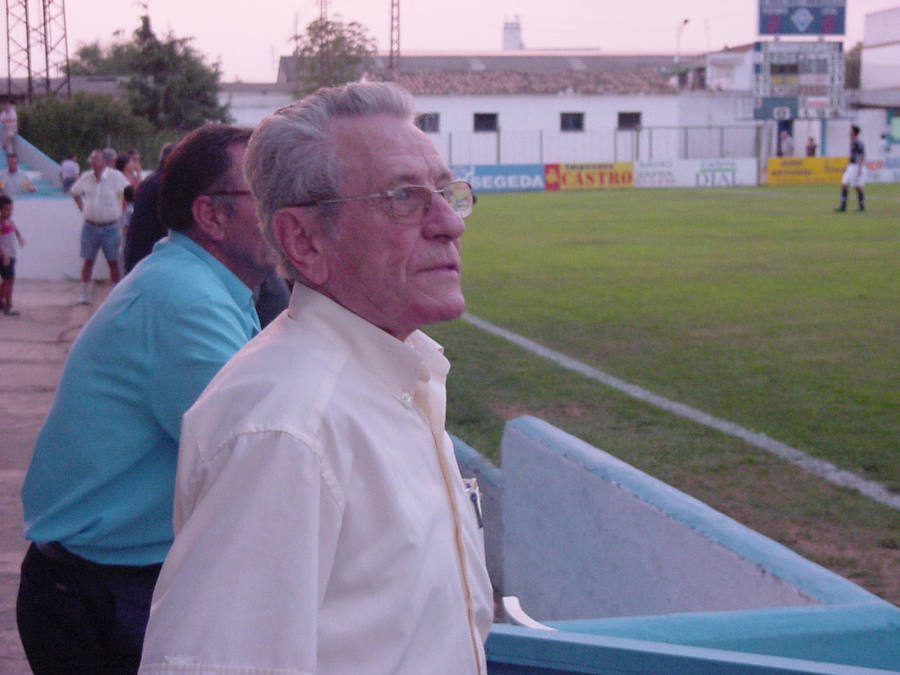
{"left": 424, "top": 194, "right": 466, "bottom": 239}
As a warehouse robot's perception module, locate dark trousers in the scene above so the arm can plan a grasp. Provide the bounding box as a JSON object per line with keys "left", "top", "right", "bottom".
{"left": 16, "top": 542, "right": 162, "bottom": 674}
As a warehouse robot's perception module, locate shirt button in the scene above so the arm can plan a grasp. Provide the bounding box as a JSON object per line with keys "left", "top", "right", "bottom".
{"left": 399, "top": 392, "right": 413, "bottom": 407}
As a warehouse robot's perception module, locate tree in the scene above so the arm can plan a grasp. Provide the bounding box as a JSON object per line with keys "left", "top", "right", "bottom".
{"left": 68, "top": 41, "right": 134, "bottom": 76}
{"left": 67, "top": 15, "right": 231, "bottom": 129}
{"left": 18, "top": 92, "right": 157, "bottom": 164}
{"left": 844, "top": 42, "right": 861, "bottom": 90}
{"left": 292, "top": 17, "right": 376, "bottom": 95}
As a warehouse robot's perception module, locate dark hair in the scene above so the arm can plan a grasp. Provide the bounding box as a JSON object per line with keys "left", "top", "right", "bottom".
{"left": 158, "top": 124, "right": 253, "bottom": 232}
{"left": 124, "top": 185, "right": 135, "bottom": 203}
{"left": 157, "top": 142, "right": 175, "bottom": 170}
{"left": 115, "top": 154, "right": 129, "bottom": 172}
{"left": 851, "top": 125, "right": 860, "bottom": 136}
{"left": 0, "top": 195, "right": 11, "bottom": 208}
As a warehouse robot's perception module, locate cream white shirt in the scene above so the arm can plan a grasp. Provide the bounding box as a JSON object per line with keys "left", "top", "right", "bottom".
{"left": 70, "top": 167, "right": 129, "bottom": 223}
{"left": 139, "top": 284, "right": 493, "bottom": 675}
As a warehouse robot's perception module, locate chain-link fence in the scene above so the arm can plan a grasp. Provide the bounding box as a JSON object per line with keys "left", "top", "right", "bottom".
{"left": 432, "top": 125, "right": 763, "bottom": 165}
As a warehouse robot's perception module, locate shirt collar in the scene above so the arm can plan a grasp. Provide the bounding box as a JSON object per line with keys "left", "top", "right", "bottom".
{"left": 168, "top": 230, "right": 259, "bottom": 331}
{"left": 287, "top": 284, "right": 449, "bottom": 401}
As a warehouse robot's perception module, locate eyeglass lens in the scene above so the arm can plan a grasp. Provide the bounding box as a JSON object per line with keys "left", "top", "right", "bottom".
{"left": 390, "top": 183, "right": 472, "bottom": 222}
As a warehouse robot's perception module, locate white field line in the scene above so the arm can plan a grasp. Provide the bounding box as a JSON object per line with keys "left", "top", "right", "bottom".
{"left": 462, "top": 313, "right": 900, "bottom": 511}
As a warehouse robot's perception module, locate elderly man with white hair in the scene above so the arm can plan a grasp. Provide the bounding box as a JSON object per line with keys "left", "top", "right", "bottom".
{"left": 139, "top": 82, "right": 492, "bottom": 674}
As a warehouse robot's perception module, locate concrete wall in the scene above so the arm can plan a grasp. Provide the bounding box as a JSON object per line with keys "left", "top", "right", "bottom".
{"left": 862, "top": 7, "right": 900, "bottom": 91}
{"left": 12, "top": 194, "right": 107, "bottom": 281}
{"left": 415, "top": 92, "right": 682, "bottom": 164}
{"left": 458, "top": 416, "right": 900, "bottom": 672}
{"left": 218, "top": 87, "right": 294, "bottom": 127}
{"left": 456, "top": 416, "right": 883, "bottom": 624}
{"left": 500, "top": 417, "right": 821, "bottom": 621}
{"left": 15, "top": 136, "right": 63, "bottom": 189}
{"left": 453, "top": 437, "right": 504, "bottom": 591}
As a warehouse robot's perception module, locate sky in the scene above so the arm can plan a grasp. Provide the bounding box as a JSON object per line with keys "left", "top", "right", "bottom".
{"left": 55, "top": 0, "right": 900, "bottom": 82}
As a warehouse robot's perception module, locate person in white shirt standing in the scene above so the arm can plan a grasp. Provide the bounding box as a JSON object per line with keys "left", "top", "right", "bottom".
{"left": 70, "top": 148, "right": 129, "bottom": 302}
{"left": 59, "top": 153, "right": 80, "bottom": 193}
{"left": 0, "top": 100, "right": 17, "bottom": 154}
{"left": 139, "top": 82, "right": 493, "bottom": 675}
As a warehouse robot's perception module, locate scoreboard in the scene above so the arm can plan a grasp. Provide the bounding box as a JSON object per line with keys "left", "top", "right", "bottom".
{"left": 758, "top": 0, "right": 846, "bottom": 36}
{"left": 752, "top": 40, "right": 846, "bottom": 120}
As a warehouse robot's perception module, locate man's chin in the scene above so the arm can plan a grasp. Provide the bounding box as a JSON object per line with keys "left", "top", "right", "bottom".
{"left": 423, "top": 297, "right": 466, "bottom": 326}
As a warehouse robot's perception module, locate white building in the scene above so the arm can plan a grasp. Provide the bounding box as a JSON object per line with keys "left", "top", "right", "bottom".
{"left": 277, "top": 49, "right": 764, "bottom": 165}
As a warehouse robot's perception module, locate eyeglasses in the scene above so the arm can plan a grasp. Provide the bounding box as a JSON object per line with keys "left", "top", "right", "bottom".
{"left": 289, "top": 180, "right": 473, "bottom": 224}
{"left": 207, "top": 190, "right": 253, "bottom": 198}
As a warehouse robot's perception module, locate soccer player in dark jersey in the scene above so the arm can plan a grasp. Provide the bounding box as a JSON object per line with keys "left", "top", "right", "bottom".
{"left": 836, "top": 125, "right": 865, "bottom": 212}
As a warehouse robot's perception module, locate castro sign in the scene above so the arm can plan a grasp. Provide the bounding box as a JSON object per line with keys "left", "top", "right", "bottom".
{"left": 544, "top": 163, "right": 634, "bottom": 190}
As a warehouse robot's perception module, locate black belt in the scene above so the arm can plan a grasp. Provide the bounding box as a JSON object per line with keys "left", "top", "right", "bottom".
{"left": 85, "top": 220, "right": 117, "bottom": 227}
{"left": 33, "top": 541, "right": 162, "bottom": 574}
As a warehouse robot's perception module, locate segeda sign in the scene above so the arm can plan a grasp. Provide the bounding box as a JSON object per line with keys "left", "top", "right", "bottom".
{"left": 758, "top": 0, "right": 846, "bottom": 35}
{"left": 451, "top": 164, "right": 545, "bottom": 193}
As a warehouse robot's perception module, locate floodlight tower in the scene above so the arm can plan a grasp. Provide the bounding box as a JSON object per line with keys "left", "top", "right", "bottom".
{"left": 389, "top": 0, "right": 400, "bottom": 71}
{"left": 5, "top": 0, "right": 71, "bottom": 101}
{"left": 39, "top": 0, "right": 71, "bottom": 97}
{"left": 5, "top": 0, "right": 34, "bottom": 99}
{"left": 675, "top": 17, "right": 689, "bottom": 64}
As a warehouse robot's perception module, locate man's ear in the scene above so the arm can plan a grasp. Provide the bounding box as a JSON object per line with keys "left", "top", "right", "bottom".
{"left": 190, "top": 196, "right": 225, "bottom": 241}
{"left": 272, "top": 208, "right": 329, "bottom": 285}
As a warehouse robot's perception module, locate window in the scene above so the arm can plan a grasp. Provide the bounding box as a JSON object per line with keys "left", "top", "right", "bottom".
{"left": 473, "top": 113, "right": 498, "bottom": 132}
{"left": 560, "top": 112, "right": 585, "bottom": 132}
{"left": 415, "top": 113, "right": 440, "bottom": 133}
{"left": 617, "top": 112, "right": 642, "bottom": 130}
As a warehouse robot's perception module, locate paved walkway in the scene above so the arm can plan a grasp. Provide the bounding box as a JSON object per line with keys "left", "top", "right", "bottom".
{"left": 0, "top": 279, "right": 112, "bottom": 674}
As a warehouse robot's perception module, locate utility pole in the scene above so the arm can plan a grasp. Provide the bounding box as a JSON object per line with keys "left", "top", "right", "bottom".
{"left": 319, "top": 0, "right": 328, "bottom": 82}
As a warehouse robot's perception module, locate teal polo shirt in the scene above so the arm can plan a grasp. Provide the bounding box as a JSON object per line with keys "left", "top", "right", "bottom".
{"left": 22, "top": 230, "right": 260, "bottom": 565}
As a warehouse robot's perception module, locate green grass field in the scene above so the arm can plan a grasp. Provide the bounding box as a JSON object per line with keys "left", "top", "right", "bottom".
{"left": 426, "top": 183, "right": 900, "bottom": 603}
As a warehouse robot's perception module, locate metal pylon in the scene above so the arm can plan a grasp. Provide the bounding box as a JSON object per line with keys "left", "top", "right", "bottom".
{"left": 5, "top": 0, "right": 70, "bottom": 101}
{"left": 39, "top": 0, "right": 71, "bottom": 97}
{"left": 389, "top": 0, "right": 399, "bottom": 71}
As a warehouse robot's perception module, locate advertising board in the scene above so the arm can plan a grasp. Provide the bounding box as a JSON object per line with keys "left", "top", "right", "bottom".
{"left": 864, "top": 157, "right": 900, "bottom": 184}
{"left": 451, "top": 164, "right": 545, "bottom": 193}
{"left": 634, "top": 159, "right": 758, "bottom": 188}
{"left": 544, "top": 163, "right": 633, "bottom": 191}
{"left": 766, "top": 157, "right": 846, "bottom": 184}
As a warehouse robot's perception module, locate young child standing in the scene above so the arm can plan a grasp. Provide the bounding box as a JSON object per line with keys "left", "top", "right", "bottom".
{"left": 0, "top": 194, "right": 25, "bottom": 315}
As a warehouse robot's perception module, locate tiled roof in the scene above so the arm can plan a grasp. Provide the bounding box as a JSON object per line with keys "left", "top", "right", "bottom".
{"left": 277, "top": 51, "right": 694, "bottom": 95}
{"left": 365, "top": 69, "right": 677, "bottom": 95}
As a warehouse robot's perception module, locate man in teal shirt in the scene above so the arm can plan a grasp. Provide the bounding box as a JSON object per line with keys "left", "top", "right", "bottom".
{"left": 17, "top": 124, "right": 279, "bottom": 673}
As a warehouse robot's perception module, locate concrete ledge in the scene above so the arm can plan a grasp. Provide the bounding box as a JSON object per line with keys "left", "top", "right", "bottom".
{"left": 486, "top": 624, "right": 900, "bottom": 674}
{"left": 551, "top": 602, "right": 900, "bottom": 670}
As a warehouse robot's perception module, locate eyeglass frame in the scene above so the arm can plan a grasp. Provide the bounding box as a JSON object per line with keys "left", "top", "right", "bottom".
{"left": 206, "top": 189, "right": 253, "bottom": 198}
{"left": 285, "top": 180, "right": 474, "bottom": 222}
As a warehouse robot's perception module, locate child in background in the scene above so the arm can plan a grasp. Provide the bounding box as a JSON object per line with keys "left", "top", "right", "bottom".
{"left": 0, "top": 194, "right": 25, "bottom": 315}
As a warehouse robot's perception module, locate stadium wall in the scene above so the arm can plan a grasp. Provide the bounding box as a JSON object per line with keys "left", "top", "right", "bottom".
{"left": 452, "top": 159, "right": 759, "bottom": 191}
{"left": 453, "top": 416, "right": 900, "bottom": 672}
